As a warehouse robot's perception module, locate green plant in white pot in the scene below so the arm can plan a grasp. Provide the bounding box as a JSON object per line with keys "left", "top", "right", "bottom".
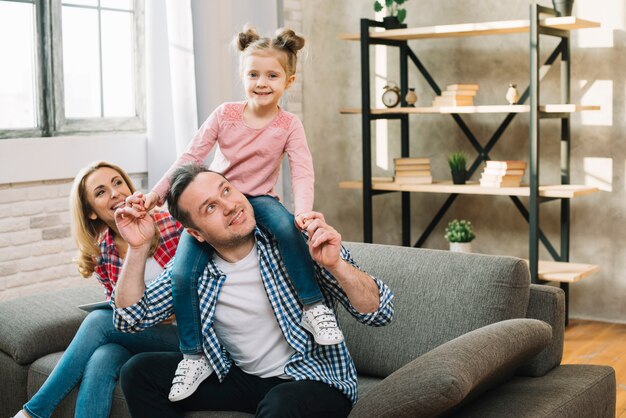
{"left": 374, "top": 0, "right": 408, "bottom": 29}
{"left": 444, "top": 219, "right": 475, "bottom": 253}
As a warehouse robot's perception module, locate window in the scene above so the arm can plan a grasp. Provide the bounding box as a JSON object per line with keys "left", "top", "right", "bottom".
{"left": 0, "top": 0, "right": 145, "bottom": 139}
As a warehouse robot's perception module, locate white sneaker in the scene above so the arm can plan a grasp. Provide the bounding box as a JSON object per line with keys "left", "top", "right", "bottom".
{"left": 168, "top": 356, "right": 213, "bottom": 402}
{"left": 301, "top": 304, "right": 345, "bottom": 346}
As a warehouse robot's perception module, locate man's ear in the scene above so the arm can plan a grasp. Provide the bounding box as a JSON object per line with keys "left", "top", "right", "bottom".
{"left": 186, "top": 228, "right": 206, "bottom": 243}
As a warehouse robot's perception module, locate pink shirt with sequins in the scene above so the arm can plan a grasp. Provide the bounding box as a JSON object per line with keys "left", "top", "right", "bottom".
{"left": 152, "top": 102, "right": 314, "bottom": 215}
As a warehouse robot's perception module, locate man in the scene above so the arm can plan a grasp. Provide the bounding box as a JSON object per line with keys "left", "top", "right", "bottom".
{"left": 112, "top": 164, "right": 394, "bottom": 417}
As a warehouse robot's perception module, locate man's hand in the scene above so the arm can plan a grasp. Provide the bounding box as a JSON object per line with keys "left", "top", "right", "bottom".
{"left": 115, "top": 192, "right": 155, "bottom": 250}
{"left": 301, "top": 211, "right": 380, "bottom": 313}
{"left": 300, "top": 211, "right": 342, "bottom": 271}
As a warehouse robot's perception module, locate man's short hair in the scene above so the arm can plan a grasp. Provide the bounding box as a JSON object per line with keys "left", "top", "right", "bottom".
{"left": 166, "top": 163, "right": 226, "bottom": 229}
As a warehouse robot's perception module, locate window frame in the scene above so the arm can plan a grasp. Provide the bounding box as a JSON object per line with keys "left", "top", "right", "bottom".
{"left": 0, "top": 0, "right": 145, "bottom": 139}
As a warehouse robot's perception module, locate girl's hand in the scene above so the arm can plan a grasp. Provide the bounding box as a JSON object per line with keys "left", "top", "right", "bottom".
{"left": 294, "top": 213, "right": 308, "bottom": 230}
{"left": 143, "top": 191, "right": 160, "bottom": 211}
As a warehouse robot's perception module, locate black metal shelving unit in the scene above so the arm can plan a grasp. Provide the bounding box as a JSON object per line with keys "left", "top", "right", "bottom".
{"left": 348, "top": 4, "right": 599, "bottom": 324}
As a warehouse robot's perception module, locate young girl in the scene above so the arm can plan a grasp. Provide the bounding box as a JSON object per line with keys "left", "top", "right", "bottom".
{"left": 141, "top": 26, "right": 344, "bottom": 402}
{"left": 13, "top": 161, "right": 183, "bottom": 418}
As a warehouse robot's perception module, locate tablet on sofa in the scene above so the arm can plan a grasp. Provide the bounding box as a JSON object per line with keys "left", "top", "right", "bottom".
{"left": 77, "top": 301, "right": 112, "bottom": 312}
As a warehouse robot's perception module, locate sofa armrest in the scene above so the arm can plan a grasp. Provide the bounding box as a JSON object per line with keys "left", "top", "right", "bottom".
{"left": 0, "top": 286, "right": 102, "bottom": 365}
{"left": 349, "top": 319, "right": 552, "bottom": 418}
{"left": 519, "top": 284, "right": 565, "bottom": 377}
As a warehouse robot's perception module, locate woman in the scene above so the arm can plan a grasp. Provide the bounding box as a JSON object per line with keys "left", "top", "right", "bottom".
{"left": 14, "top": 161, "right": 183, "bottom": 418}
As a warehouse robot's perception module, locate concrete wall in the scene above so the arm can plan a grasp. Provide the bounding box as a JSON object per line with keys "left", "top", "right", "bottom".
{"left": 303, "top": 0, "right": 625, "bottom": 322}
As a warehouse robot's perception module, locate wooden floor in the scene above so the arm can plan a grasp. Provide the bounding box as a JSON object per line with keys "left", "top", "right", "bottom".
{"left": 563, "top": 320, "right": 626, "bottom": 417}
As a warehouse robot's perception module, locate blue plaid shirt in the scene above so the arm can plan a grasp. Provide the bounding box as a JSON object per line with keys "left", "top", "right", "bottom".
{"left": 112, "top": 227, "right": 394, "bottom": 404}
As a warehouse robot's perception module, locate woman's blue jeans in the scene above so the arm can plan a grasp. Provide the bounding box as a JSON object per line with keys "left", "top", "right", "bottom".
{"left": 172, "top": 195, "right": 321, "bottom": 354}
{"left": 23, "top": 309, "right": 179, "bottom": 418}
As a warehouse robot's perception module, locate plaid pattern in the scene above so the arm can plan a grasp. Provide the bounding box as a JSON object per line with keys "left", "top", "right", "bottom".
{"left": 94, "top": 210, "right": 183, "bottom": 299}
{"left": 113, "top": 227, "right": 394, "bottom": 404}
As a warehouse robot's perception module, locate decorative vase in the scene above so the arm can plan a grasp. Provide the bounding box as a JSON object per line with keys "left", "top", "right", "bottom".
{"left": 383, "top": 16, "right": 402, "bottom": 30}
{"left": 451, "top": 169, "right": 467, "bottom": 185}
{"left": 505, "top": 83, "right": 520, "bottom": 105}
{"left": 405, "top": 88, "right": 418, "bottom": 107}
{"left": 449, "top": 242, "right": 472, "bottom": 253}
{"left": 552, "top": 0, "right": 574, "bottom": 16}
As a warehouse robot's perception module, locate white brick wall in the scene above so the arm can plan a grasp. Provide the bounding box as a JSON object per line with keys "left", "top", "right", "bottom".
{"left": 0, "top": 174, "right": 146, "bottom": 301}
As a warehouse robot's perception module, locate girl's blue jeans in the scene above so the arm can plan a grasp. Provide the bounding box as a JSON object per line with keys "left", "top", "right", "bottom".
{"left": 172, "top": 195, "right": 321, "bottom": 354}
{"left": 23, "top": 309, "right": 179, "bottom": 418}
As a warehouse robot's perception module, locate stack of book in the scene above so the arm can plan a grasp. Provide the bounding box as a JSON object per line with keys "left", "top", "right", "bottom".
{"left": 432, "top": 84, "right": 479, "bottom": 107}
{"left": 394, "top": 157, "right": 432, "bottom": 184}
{"left": 479, "top": 160, "right": 527, "bottom": 187}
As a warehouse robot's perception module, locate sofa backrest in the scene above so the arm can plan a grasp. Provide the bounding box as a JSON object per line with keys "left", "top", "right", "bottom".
{"left": 340, "top": 242, "right": 531, "bottom": 378}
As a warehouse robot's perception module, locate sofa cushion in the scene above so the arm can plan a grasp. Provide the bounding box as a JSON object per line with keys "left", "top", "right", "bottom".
{"left": 0, "top": 286, "right": 102, "bottom": 365}
{"left": 348, "top": 319, "right": 552, "bottom": 418}
{"left": 342, "top": 243, "right": 531, "bottom": 378}
{"left": 454, "top": 364, "right": 616, "bottom": 418}
{"left": 30, "top": 352, "right": 255, "bottom": 418}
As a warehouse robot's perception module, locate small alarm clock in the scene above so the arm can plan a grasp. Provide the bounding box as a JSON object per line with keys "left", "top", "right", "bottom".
{"left": 382, "top": 82, "right": 401, "bottom": 108}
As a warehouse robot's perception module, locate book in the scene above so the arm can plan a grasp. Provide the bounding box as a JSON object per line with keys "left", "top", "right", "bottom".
{"left": 395, "top": 176, "right": 433, "bottom": 184}
{"left": 480, "top": 173, "right": 523, "bottom": 182}
{"left": 442, "top": 90, "right": 478, "bottom": 97}
{"left": 482, "top": 167, "right": 525, "bottom": 176}
{"left": 433, "top": 96, "right": 474, "bottom": 106}
{"left": 446, "top": 83, "right": 480, "bottom": 91}
{"left": 395, "top": 169, "right": 432, "bottom": 177}
{"left": 479, "top": 179, "right": 522, "bottom": 188}
{"left": 395, "top": 163, "right": 431, "bottom": 171}
{"left": 485, "top": 160, "right": 527, "bottom": 170}
{"left": 433, "top": 100, "right": 474, "bottom": 107}
{"left": 394, "top": 157, "right": 430, "bottom": 165}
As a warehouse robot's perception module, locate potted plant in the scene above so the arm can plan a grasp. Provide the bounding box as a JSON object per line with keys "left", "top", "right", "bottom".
{"left": 552, "top": 0, "right": 574, "bottom": 16}
{"left": 448, "top": 151, "right": 468, "bottom": 184}
{"left": 374, "top": 0, "right": 408, "bottom": 29}
{"left": 444, "top": 219, "right": 476, "bottom": 253}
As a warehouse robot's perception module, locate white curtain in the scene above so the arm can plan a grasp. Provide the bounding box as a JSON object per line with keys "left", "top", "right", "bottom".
{"left": 146, "top": 0, "right": 199, "bottom": 189}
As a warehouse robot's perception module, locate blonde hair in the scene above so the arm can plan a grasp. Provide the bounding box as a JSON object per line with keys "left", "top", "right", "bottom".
{"left": 70, "top": 161, "right": 157, "bottom": 278}
{"left": 234, "top": 25, "right": 305, "bottom": 78}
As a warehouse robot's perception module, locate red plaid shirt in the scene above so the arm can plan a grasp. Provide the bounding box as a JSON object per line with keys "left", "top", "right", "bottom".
{"left": 94, "top": 210, "right": 183, "bottom": 299}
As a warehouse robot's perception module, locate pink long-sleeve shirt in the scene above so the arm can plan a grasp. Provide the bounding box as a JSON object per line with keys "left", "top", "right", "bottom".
{"left": 153, "top": 102, "right": 314, "bottom": 215}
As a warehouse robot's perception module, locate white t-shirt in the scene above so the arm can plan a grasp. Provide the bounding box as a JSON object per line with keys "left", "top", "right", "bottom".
{"left": 144, "top": 257, "right": 163, "bottom": 285}
{"left": 213, "top": 244, "right": 295, "bottom": 378}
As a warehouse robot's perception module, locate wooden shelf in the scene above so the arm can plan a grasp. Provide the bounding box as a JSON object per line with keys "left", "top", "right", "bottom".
{"left": 340, "top": 104, "right": 600, "bottom": 115}
{"left": 338, "top": 16, "right": 600, "bottom": 41}
{"left": 535, "top": 260, "right": 600, "bottom": 283}
{"left": 339, "top": 180, "right": 599, "bottom": 199}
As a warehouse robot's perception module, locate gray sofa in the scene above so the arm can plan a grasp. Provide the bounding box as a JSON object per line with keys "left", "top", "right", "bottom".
{"left": 0, "top": 243, "right": 616, "bottom": 417}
